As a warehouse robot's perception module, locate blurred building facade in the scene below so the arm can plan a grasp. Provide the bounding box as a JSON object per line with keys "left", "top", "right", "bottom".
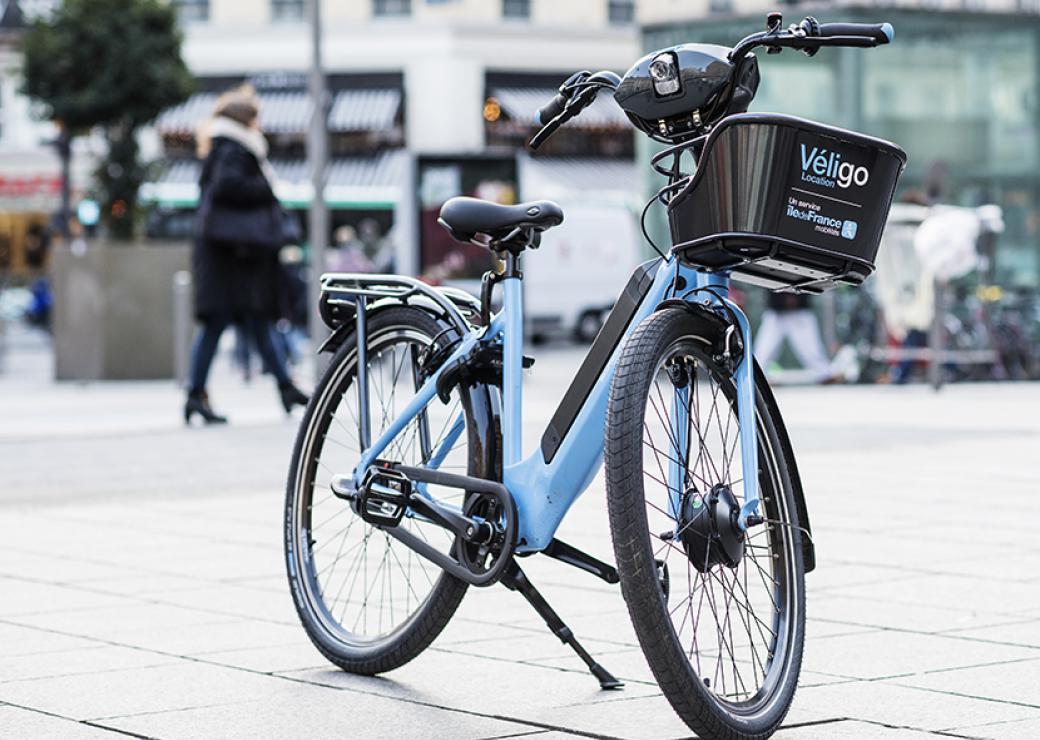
{"left": 642, "top": 2, "right": 1040, "bottom": 286}
{"left": 0, "top": 0, "right": 98, "bottom": 276}
{"left": 0, "top": 0, "right": 60, "bottom": 275}
{"left": 147, "top": 0, "right": 641, "bottom": 287}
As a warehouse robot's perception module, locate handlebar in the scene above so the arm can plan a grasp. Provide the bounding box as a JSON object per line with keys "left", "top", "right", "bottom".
{"left": 535, "top": 70, "right": 589, "bottom": 126}
{"left": 729, "top": 15, "right": 894, "bottom": 62}
{"left": 530, "top": 14, "right": 892, "bottom": 150}
{"left": 529, "top": 70, "right": 621, "bottom": 150}
{"left": 817, "top": 22, "right": 893, "bottom": 44}
{"left": 535, "top": 94, "right": 567, "bottom": 127}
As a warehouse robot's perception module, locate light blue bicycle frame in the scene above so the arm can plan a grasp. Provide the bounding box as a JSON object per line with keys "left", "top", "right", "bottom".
{"left": 354, "top": 254, "right": 760, "bottom": 554}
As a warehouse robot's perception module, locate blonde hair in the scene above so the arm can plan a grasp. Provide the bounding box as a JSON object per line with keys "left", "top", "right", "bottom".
{"left": 196, "top": 84, "right": 261, "bottom": 158}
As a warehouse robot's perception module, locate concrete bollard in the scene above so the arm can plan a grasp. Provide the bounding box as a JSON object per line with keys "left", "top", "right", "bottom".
{"left": 172, "top": 271, "right": 193, "bottom": 387}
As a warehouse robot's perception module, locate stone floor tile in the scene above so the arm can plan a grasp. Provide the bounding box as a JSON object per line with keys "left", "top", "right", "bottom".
{"left": 281, "top": 650, "right": 661, "bottom": 717}
{"left": 774, "top": 719, "right": 944, "bottom": 738}
{"left": 0, "top": 576, "right": 136, "bottom": 618}
{"left": 896, "top": 657, "right": 1040, "bottom": 708}
{"left": 800, "top": 630, "right": 1036, "bottom": 680}
{"left": 137, "top": 583, "right": 300, "bottom": 625}
{"left": 822, "top": 575, "right": 1040, "bottom": 620}
{"left": 4, "top": 603, "right": 238, "bottom": 642}
{"left": 0, "top": 660, "right": 288, "bottom": 721}
{"left": 939, "top": 618, "right": 1040, "bottom": 649}
{"left": 0, "top": 549, "right": 139, "bottom": 584}
{"left": 0, "top": 645, "right": 179, "bottom": 684}
{"left": 794, "top": 679, "right": 1039, "bottom": 731}
{"left": 0, "top": 705, "right": 124, "bottom": 738}
{"left": 112, "top": 617, "right": 306, "bottom": 656}
{"left": 532, "top": 692, "right": 695, "bottom": 739}
{"left": 806, "top": 592, "right": 1010, "bottom": 634}
{"left": 100, "top": 685, "right": 546, "bottom": 740}
{"left": 0, "top": 622, "right": 99, "bottom": 657}
{"left": 946, "top": 716, "right": 1040, "bottom": 739}
{"left": 194, "top": 641, "right": 330, "bottom": 673}
{"left": 432, "top": 632, "right": 630, "bottom": 666}
{"left": 75, "top": 573, "right": 222, "bottom": 595}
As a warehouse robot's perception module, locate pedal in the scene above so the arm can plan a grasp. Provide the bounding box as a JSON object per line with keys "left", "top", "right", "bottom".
{"left": 357, "top": 466, "right": 411, "bottom": 527}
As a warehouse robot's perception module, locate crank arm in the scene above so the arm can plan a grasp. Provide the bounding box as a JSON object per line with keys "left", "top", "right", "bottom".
{"left": 333, "top": 465, "right": 518, "bottom": 588}
{"left": 542, "top": 539, "right": 619, "bottom": 584}
{"left": 407, "top": 489, "right": 494, "bottom": 544}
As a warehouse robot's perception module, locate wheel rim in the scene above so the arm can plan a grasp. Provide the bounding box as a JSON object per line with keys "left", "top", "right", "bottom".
{"left": 290, "top": 326, "right": 470, "bottom": 645}
{"left": 640, "top": 336, "right": 800, "bottom": 716}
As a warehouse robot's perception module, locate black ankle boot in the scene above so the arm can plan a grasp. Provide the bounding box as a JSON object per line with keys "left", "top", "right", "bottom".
{"left": 184, "top": 388, "right": 228, "bottom": 425}
{"left": 278, "top": 382, "right": 309, "bottom": 413}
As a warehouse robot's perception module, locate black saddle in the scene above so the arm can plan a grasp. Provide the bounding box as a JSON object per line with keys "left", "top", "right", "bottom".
{"left": 438, "top": 197, "right": 564, "bottom": 249}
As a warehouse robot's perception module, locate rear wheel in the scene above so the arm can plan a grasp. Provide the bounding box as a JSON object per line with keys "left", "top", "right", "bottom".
{"left": 284, "top": 306, "right": 497, "bottom": 674}
{"left": 605, "top": 308, "right": 806, "bottom": 740}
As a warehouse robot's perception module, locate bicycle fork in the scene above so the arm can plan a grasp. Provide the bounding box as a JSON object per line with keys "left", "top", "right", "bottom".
{"left": 667, "top": 276, "right": 762, "bottom": 532}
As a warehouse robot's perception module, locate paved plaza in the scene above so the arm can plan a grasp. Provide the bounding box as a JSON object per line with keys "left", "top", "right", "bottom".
{"left": 1, "top": 332, "right": 1039, "bottom": 739}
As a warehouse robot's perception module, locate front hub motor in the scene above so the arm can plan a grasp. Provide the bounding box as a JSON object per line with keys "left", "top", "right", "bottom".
{"left": 679, "top": 484, "right": 745, "bottom": 573}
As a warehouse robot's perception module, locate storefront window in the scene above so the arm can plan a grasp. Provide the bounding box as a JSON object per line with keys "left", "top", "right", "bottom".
{"left": 418, "top": 157, "right": 516, "bottom": 281}
{"left": 373, "top": 0, "right": 411, "bottom": 17}
{"left": 173, "top": 0, "right": 208, "bottom": 22}
{"left": 271, "top": 0, "right": 304, "bottom": 20}
{"left": 862, "top": 28, "right": 1038, "bottom": 177}
{"left": 503, "top": 0, "right": 530, "bottom": 19}
{"left": 608, "top": 0, "right": 635, "bottom": 25}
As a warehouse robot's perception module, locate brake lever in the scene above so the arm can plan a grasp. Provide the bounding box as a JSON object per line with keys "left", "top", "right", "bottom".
{"left": 528, "top": 86, "right": 599, "bottom": 150}
{"left": 529, "top": 116, "right": 563, "bottom": 150}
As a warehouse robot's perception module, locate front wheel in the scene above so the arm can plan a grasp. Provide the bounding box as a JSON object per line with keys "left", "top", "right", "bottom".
{"left": 605, "top": 308, "right": 806, "bottom": 740}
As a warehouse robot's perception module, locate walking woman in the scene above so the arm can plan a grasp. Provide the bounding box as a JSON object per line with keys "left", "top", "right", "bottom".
{"left": 185, "top": 85, "right": 309, "bottom": 424}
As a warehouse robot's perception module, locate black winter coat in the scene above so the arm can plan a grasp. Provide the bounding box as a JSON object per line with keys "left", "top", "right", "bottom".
{"left": 192, "top": 136, "right": 282, "bottom": 321}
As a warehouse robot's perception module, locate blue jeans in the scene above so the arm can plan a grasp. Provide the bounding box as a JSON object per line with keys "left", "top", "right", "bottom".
{"left": 891, "top": 329, "right": 927, "bottom": 384}
{"left": 188, "top": 315, "right": 290, "bottom": 392}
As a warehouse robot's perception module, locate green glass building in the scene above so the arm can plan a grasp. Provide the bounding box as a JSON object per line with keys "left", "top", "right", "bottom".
{"left": 643, "top": 9, "right": 1040, "bottom": 286}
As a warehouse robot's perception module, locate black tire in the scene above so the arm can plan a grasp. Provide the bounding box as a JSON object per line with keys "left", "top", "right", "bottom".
{"left": 284, "top": 306, "right": 497, "bottom": 674}
{"left": 605, "top": 308, "right": 806, "bottom": 740}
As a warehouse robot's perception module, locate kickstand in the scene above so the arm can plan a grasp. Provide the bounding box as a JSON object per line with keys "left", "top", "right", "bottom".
{"left": 500, "top": 562, "right": 623, "bottom": 690}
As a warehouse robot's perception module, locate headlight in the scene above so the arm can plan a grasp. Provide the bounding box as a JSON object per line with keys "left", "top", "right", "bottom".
{"left": 649, "top": 52, "right": 681, "bottom": 97}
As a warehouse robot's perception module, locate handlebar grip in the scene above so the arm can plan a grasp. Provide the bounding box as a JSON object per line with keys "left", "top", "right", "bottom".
{"left": 535, "top": 94, "right": 568, "bottom": 126}
{"left": 816, "top": 22, "right": 894, "bottom": 44}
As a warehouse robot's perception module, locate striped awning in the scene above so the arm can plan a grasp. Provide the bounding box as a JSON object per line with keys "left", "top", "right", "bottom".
{"left": 140, "top": 150, "right": 407, "bottom": 209}
{"left": 328, "top": 89, "right": 402, "bottom": 132}
{"left": 490, "top": 87, "right": 629, "bottom": 129}
{"left": 156, "top": 88, "right": 402, "bottom": 136}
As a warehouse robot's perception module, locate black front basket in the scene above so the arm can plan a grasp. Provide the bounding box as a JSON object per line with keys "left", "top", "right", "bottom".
{"left": 668, "top": 113, "right": 907, "bottom": 293}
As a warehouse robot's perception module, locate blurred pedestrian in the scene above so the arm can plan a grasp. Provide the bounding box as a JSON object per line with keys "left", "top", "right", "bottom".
{"left": 185, "top": 85, "right": 308, "bottom": 424}
{"left": 875, "top": 195, "right": 934, "bottom": 383}
{"left": 755, "top": 293, "right": 834, "bottom": 383}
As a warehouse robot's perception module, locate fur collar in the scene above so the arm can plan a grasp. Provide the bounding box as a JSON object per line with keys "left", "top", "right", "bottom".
{"left": 207, "top": 115, "right": 268, "bottom": 159}
{"left": 206, "top": 115, "right": 278, "bottom": 190}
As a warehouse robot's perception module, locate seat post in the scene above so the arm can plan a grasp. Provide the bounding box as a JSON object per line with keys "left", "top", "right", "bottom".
{"left": 501, "top": 251, "right": 524, "bottom": 467}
